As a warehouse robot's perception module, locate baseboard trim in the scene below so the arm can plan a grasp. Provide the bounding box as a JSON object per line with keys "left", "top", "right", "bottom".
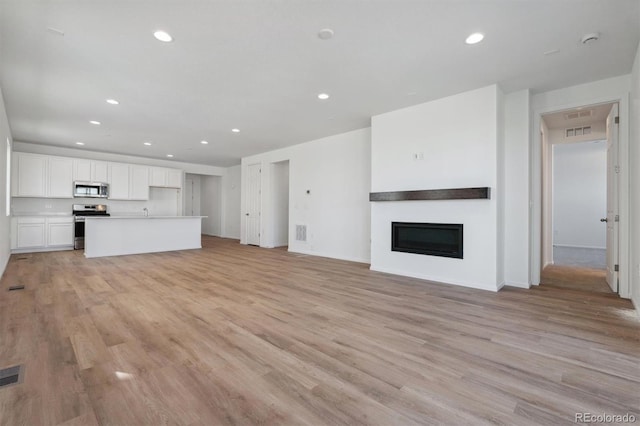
{"left": 554, "top": 244, "right": 606, "bottom": 250}
{"left": 289, "top": 248, "right": 370, "bottom": 265}
{"left": 369, "top": 265, "right": 499, "bottom": 292}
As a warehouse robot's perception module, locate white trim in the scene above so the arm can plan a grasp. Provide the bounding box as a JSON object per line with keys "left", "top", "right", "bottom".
{"left": 370, "top": 265, "right": 500, "bottom": 292}
{"left": 531, "top": 89, "right": 631, "bottom": 298}
{"left": 504, "top": 281, "right": 530, "bottom": 289}
{"left": 291, "top": 247, "right": 370, "bottom": 265}
{"left": 553, "top": 244, "right": 606, "bottom": 250}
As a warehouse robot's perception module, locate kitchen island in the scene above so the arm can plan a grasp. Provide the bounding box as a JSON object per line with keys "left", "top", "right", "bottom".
{"left": 84, "top": 216, "right": 206, "bottom": 258}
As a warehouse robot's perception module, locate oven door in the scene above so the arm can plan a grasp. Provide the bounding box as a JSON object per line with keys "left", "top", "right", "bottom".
{"left": 74, "top": 217, "right": 85, "bottom": 250}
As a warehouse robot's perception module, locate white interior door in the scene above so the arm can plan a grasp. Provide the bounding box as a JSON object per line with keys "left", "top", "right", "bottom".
{"left": 605, "top": 103, "right": 619, "bottom": 291}
{"left": 246, "top": 164, "right": 261, "bottom": 246}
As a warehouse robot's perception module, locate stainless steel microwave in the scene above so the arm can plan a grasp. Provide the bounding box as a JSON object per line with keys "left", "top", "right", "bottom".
{"left": 73, "top": 181, "right": 109, "bottom": 198}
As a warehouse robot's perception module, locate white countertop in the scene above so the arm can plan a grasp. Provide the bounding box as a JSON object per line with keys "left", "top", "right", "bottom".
{"left": 12, "top": 212, "right": 72, "bottom": 217}
{"left": 85, "top": 215, "right": 207, "bottom": 219}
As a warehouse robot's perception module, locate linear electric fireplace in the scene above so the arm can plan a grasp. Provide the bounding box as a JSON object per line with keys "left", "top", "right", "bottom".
{"left": 392, "top": 222, "right": 463, "bottom": 259}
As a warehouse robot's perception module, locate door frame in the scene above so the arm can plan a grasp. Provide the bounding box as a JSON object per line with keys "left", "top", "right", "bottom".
{"left": 530, "top": 93, "right": 630, "bottom": 298}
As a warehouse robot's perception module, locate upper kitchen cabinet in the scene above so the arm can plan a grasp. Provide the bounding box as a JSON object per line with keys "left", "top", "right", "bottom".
{"left": 108, "top": 163, "right": 149, "bottom": 200}
{"left": 149, "top": 167, "right": 182, "bottom": 188}
{"left": 48, "top": 157, "right": 74, "bottom": 198}
{"left": 129, "top": 165, "right": 150, "bottom": 200}
{"left": 73, "top": 159, "right": 109, "bottom": 183}
{"left": 12, "top": 152, "right": 73, "bottom": 198}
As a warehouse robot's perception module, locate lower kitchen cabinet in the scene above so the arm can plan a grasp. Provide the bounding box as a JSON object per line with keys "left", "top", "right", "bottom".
{"left": 47, "top": 217, "right": 74, "bottom": 247}
{"left": 11, "top": 216, "right": 74, "bottom": 251}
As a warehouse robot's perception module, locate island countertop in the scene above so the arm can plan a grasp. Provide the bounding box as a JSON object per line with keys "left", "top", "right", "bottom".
{"left": 84, "top": 216, "right": 205, "bottom": 258}
{"left": 88, "top": 215, "right": 208, "bottom": 219}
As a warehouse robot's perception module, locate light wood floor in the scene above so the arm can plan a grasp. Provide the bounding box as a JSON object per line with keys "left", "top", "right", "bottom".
{"left": 1, "top": 236, "right": 638, "bottom": 425}
{"left": 541, "top": 265, "right": 612, "bottom": 293}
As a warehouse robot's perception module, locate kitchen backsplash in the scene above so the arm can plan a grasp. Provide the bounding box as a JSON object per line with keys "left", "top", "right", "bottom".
{"left": 12, "top": 187, "right": 180, "bottom": 216}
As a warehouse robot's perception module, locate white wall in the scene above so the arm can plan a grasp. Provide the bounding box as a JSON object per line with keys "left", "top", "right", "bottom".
{"left": 496, "top": 87, "right": 506, "bottom": 288}
{"left": 0, "top": 88, "right": 12, "bottom": 277}
{"left": 241, "top": 128, "right": 371, "bottom": 263}
{"left": 553, "top": 141, "right": 607, "bottom": 249}
{"left": 371, "top": 85, "right": 500, "bottom": 291}
{"left": 502, "top": 90, "right": 531, "bottom": 288}
{"left": 630, "top": 41, "right": 640, "bottom": 310}
{"left": 531, "top": 75, "right": 632, "bottom": 295}
{"left": 201, "top": 175, "right": 222, "bottom": 236}
{"left": 270, "top": 161, "right": 289, "bottom": 247}
{"left": 222, "top": 165, "right": 241, "bottom": 239}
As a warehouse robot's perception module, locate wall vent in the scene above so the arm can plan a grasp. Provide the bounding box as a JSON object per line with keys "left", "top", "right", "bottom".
{"left": 565, "top": 126, "right": 591, "bottom": 138}
{"left": 0, "top": 365, "right": 24, "bottom": 389}
{"left": 564, "top": 110, "right": 592, "bottom": 120}
{"left": 295, "top": 225, "right": 307, "bottom": 242}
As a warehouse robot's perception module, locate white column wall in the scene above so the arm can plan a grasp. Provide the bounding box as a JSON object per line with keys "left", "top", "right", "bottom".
{"left": 371, "top": 85, "right": 500, "bottom": 291}
{"left": 502, "top": 90, "right": 531, "bottom": 288}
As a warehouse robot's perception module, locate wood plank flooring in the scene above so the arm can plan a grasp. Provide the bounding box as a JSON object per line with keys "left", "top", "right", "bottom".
{"left": 0, "top": 236, "right": 638, "bottom": 425}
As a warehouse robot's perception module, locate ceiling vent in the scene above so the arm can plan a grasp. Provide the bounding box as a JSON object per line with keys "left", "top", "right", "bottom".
{"left": 564, "top": 110, "right": 592, "bottom": 120}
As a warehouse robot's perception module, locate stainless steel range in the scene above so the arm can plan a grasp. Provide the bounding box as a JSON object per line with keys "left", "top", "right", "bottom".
{"left": 72, "top": 204, "right": 109, "bottom": 249}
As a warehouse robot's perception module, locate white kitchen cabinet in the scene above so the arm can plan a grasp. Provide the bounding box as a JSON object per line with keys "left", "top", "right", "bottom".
{"left": 108, "top": 163, "right": 149, "bottom": 200}
{"left": 48, "top": 157, "right": 74, "bottom": 198}
{"left": 73, "top": 159, "right": 92, "bottom": 181}
{"left": 12, "top": 152, "right": 73, "bottom": 198}
{"left": 73, "top": 159, "right": 109, "bottom": 183}
{"left": 129, "top": 165, "right": 150, "bottom": 200}
{"left": 93, "top": 161, "right": 109, "bottom": 182}
{"left": 167, "top": 169, "right": 182, "bottom": 188}
{"left": 12, "top": 152, "right": 47, "bottom": 197}
{"left": 108, "top": 163, "right": 131, "bottom": 200}
{"left": 14, "top": 217, "right": 46, "bottom": 248}
{"left": 46, "top": 217, "right": 74, "bottom": 247}
{"left": 11, "top": 216, "right": 74, "bottom": 251}
{"left": 149, "top": 167, "right": 182, "bottom": 189}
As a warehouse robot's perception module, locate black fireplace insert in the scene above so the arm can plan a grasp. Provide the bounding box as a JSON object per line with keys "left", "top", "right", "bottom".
{"left": 391, "top": 222, "right": 463, "bottom": 259}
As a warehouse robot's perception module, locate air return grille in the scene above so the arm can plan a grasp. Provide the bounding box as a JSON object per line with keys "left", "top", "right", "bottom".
{"left": 0, "top": 365, "right": 23, "bottom": 389}
{"left": 295, "top": 225, "right": 307, "bottom": 242}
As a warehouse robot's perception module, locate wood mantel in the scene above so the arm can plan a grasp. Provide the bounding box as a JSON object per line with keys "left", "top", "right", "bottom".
{"left": 369, "top": 187, "right": 490, "bottom": 202}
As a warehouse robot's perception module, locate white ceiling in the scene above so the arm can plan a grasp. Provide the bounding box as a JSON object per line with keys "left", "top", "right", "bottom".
{"left": 1, "top": 0, "right": 638, "bottom": 167}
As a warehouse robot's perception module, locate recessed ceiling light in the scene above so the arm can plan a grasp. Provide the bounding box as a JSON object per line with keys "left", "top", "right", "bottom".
{"left": 465, "top": 32, "right": 484, "bottom": 45}
{"left": 154, "top": 30, "right": 173, "bottom": 42}
{"left": 231, "top": 128, "right": 240, "bottom": 133}
{"left": 200, "top": 140, "right": 208, "bottom": 144}
{"left": 75, "top": 142, "right": 84, "bottom": 146}
{"left": 317, "top": 93, "right": 330, "bottom": 100}
{"left": 89, "top": 120, "right": 101, "bottom": 125}
{"left": 166, "top": 154, "right": 174, "bottom": 158}
{"left": 318, "top": 29, "right": 334, "bottom": 40}
{"left": 106, "top": 99, "right": 119, "bottom": 105}
{"left": 143, "top": 142, "right": 152, "bottom": 146}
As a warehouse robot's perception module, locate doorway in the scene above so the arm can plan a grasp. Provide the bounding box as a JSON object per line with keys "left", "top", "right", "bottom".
{"left": 185, "top": 173, "right": 222, "bottom": 236}
{"left": 540, "top": 102, "right": 618, "bottom": 293}
{"left": 270, "top": 160, "right": 289, "bottom": 249}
